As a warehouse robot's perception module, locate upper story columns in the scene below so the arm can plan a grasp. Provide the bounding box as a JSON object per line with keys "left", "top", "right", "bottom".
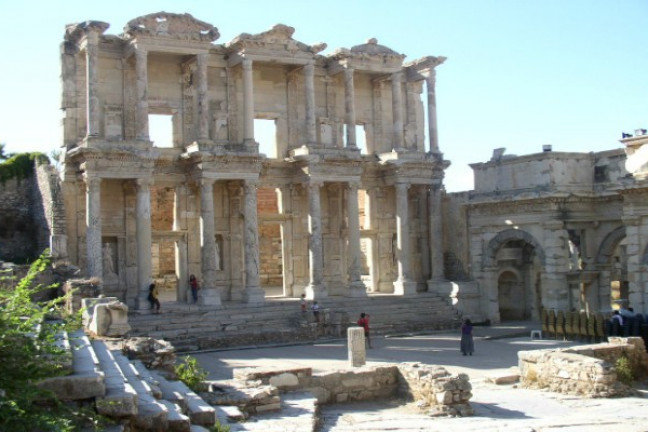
{"left": 425, "top": 71, "right": 440, "bottom": 154}
{"left": 391, "top": 71, "right": 404, "bottom": 151}
{"left": 242, "top": 58, "right": 255, "bottom": 143}
{"left": 197, "top": 53, "right": 210, "bottom": 142}
{"left": 304, "top": 61, "right": 317, "bottom": 145}
{"left": 135, "top": 47, "right": 149, "bottom": 141}
{"left": 344, "top": 68, "right": 357, "bottom": 148}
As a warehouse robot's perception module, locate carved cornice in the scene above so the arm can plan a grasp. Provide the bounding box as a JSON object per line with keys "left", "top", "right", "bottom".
{"left": 65, "top": 21, "right": 109, "bottom": 45}
{"left": 226, "top": 24, "right": 326, "bottom": 58}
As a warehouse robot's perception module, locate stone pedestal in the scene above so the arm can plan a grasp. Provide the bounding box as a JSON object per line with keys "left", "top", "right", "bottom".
{"left": 348, "top": 327, "right": 366, "bottom": 367}
{"left": 82, "top": 297, "right": 131, "bottom": 337}
{"left": 393, "top": 280, "right": 417, "bottom": 296}
{"left": 242, "top": 287, "right": 266, "bottom": 305}
{"left": 200, "top": 288, "right": 223, "bottom": 307}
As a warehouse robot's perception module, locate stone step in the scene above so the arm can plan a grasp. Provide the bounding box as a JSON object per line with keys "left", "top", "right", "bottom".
{"left": 149, "top": 370, "right": 217, "bottom": 427}
{"left": 229, "top": 391, "right": 318, "bottom": 432}
{"left": 38, "top": 330, "right": 106, "bottom": 401}
{"left": 159, "top": 399, "right": 192, "bottom": 432}
{"left": 111, "top": 349, "right": 169, "bottom": 431}
{"left": 91, "top": 340, "right": 138, "bottom": 418}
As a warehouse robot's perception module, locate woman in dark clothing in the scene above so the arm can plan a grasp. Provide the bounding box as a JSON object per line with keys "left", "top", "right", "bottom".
{"left": 148, "top": 283, "right": 161, "bottom": 314}
{"left": 189, "top": 274, "right": 199, "bottom": 303}
{"left": 460, "top": 318, "right": 474, "bottom": 356}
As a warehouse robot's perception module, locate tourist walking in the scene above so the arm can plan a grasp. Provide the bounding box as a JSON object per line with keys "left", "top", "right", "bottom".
{"left": 357, "top": 312, "right": 372, "bottom": 349}
{"left": 300, "top": 293, "right": 307, "bottom": 313}
{"left": 460, "top": 318, "right": 474, "bottom": 356}
{"left": 311, "top": 301, "right": 320, "bottom": 323}
{"left": 148, "top": 282, "right": 161, "bottom": 314}
{"left": 189, "top": 274, "right": 199, "bottom": 303}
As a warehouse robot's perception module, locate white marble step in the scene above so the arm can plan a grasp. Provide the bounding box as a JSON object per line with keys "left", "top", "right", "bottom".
{"left": 149, "top": 369, "right": 216, "bottom": 427}
{"left": 91, "top": 339, "right": 138, "bottom": 417}
{"left": 229, "top": 391, "right": 318, "bottom": 432}
{"left": 111, "top": 349, "right": 169, "bottom": 431}
{"left": 38, "top": 330, "right": 106, "bottom": 401}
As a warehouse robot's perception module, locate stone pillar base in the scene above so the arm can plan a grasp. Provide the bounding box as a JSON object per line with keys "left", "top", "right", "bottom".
{"left": 393, "top": 280, "right": 417, "bottom": 296}
{"left": 346, "top": 282, "right": 368, "bottom": 298}
{"left": 305, "top": 284, "right": 327, "bottom": 300}
{"left": 199, "top": 288, "right": 223, "bottom": 307}
{"left": 243, "top": 287, "right": 266, "bottom": 305}
{"left": 427, "top": 279, "right": 453, "bottom": 297}
{"left": 136, "top": 295, "right": 152, "bottom": 311}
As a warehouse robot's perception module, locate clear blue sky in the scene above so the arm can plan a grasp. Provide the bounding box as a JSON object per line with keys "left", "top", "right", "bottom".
{"left": 1, "top": 0, "right": 646, "bottom": 191}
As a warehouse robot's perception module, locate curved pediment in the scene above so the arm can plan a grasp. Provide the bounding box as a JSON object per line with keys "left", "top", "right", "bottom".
{"left": 351, "top": 38, "right": 400, "bottom": 56}
{"left": 228, "top": 24, "right": 327, "bottom": 56}
{"left": 124, "top": 12, "right": 219, "bottom": 42}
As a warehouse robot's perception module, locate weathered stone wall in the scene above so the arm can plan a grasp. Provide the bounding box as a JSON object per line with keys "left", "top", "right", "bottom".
{"left": 518, "top": 337, "right": 648, "bottom": 397}
{"left": 0, "top": 175, "right": 39, "bottom": 261}
{"left": 229, "top": 362, "right": 472, "bottom": 416}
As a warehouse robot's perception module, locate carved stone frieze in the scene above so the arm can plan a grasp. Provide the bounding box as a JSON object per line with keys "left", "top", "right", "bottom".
{"left": 124, "top": 12, "right": 219, "bottom": 42}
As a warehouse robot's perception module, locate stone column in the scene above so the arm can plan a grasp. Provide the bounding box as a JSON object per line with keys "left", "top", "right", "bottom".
{"left": 197, "top": 53, "right": 209, "bottom": 142}
{"left": 347, "top": 182, "right": 366, "bottom": 297}
{"left": 306, "top": 181, "right": 326, "bottom": 299}
{"left": 84, "top": 176, "right": 102, "bottom": 279}
{"left": 135, "top": 178, "right": 153, "bottom": 310}
{"left": 429, "top": 185, "right": 444, "bottom": 280}
{"left": 242, "top": 58, "right": 255, "bottom": 143}
{"left": 426, "top": 71, "right": 440, "bottom": 154}
{"left": 393, "top": 182, "right": 416, "bottom": 295}
{"left": 174, "top": 185, "right": 189, "bottom": 302}
{"left": 304, "top": 61, "right": 317, "bottom": 145}
{"left": 344, "top": 68, "right": 357, "bottom": 148}
{"left": 199, "top": 179, "right": 222, "bottom": 306}
{"left": 135, "top": 47, "right": 149, "bottom": 141}
{"left": 348, "top": 326, "right": 366, "bottom": 367}
{"left": 391, "top": 71, "right": 404, "bottom": 151}
{"left": 85, "top": 30, "right": 101, "bottom": 137}
{"left": 243, "top": 180, "right": 265, "bottom": 304}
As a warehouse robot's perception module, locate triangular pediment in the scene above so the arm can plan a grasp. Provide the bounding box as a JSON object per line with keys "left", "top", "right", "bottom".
{"left": 227, "top": 24, "right": 326, "bottom": 56}
{"left": 124, "top": 12, "right": 219, "bottom": 42}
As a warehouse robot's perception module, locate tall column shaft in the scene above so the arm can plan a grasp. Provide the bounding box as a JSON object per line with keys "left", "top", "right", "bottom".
{"left": 136, "top": 179, "right": 153, "bottom": 309}
{"left": 429, "top": 186, "right": 444, "bottom": 280}
{"left": 306, "top": 182, "right": 326, "bottom": 299}
{"left": 392, "top": 71, "right": 404, "bottom": 151}
{"left": 200, "top": 179, "right": 217, "bottom": 287}
{"left": 197, "top": 53, "right": 209, "bottom": 141}
{"left": 242, "top": 58, "right": 255, "bottom": 142}
{"left": 344, "top": 68, "right": 357, "bottom": 148}
{"left": 347, "top": 182, "right": 366, "bottom": 296}
{"left": 426, "top": 72, "right": 440, "bottom": 153}
{"left": 243, "top": 181, "right": 265, "bottom": 303}
{"left": 174, "top": 185, "right": 188, "bottom": 302}
{"left": 394, "top": 182, "right": 416, "bottom": 295}
{"left": 85, "top": 31, "right": 100, "bottom": 137}
{"left": 305, "top": 61, "right": 316, "bottom": 145}
{"left": 85, "top": 176, "right": 102, "bottom": 279}
{"left": 135, "top": 48, "right": 149, "bottom": 141}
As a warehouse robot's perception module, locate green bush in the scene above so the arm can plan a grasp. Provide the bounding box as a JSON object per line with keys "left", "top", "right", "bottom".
{"left": 0, "top": 152, "right": 49, "bottom": 184}
{"left": 175, "top": 355, "right": 209, "bottom": 392}
{"left": 615, "top": 355, "right": 635, "bottom": 385}
{"left": 0, "top": 253, "right": 105, "bottom": 431}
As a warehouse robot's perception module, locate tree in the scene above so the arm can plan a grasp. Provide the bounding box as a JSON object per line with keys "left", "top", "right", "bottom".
{"left": 0, "top": 143, "right": 8, "bottom": 160}
{"left": 0, "top": 253, "right": 104, "bottom": 431}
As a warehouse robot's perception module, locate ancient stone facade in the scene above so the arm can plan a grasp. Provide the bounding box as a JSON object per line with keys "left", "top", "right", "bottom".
{"left": 445, "top": 132, "right": 648, "bottom": 322}
{"left": 56, "top": 12, "right": 447, "bottom": 310}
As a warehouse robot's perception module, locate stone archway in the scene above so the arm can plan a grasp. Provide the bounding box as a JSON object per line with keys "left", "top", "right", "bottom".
{"left": 498, "top": 269, "right": 525, "bottom": 320}
{"left": 485, "top": 229, "right": 545, "bottom": 321}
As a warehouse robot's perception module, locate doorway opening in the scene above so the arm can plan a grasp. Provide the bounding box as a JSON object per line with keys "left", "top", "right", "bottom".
{"left": 149, "top": 114, "right": 174, "bottom": 148}
{"left": 255, "top": 118, "right": 278, "bottom": 158}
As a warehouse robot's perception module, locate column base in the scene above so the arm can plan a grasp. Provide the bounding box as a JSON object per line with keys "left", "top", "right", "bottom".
{"left": 305, "top": 283, "right": 327, "bottom": 300}
{"left": 199, "top": 288, "right": 223, "bottom": 308}
{"left": 346, "top": 281, "right": 368, "bottom": 297}
{"left": 242, "top": 286, "right": 266, "bottom": 305}
{"left": 136, "top": 295, "right": 152, "bottom": 311}
{"left": 427, "top": 279, "right": 453, "bottom": 297}
{"left": 393, "top": 279, "right": 417, "bottom": 296}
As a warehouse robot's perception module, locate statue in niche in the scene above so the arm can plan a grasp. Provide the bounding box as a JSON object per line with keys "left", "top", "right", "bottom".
{"left": 103, "top": 243, "right": 116, "bottom": 276}
{"left": 567, "top": 230, "right": 581, "bottom": 271}
{"left": 214, "top": 238, "right": 221, "bottom": 271}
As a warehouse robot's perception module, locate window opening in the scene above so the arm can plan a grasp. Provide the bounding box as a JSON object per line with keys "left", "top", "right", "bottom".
{"left": 149, "top": 114, "right": 173, "bottom": 148}
{"left": 255, "top": 119, "right": 277, "bottom": 158}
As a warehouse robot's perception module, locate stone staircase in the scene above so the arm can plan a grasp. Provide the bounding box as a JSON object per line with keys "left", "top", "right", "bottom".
{"left": 41, "top": 329, "right": 233, "bottom": 431}
{"left": 128, "top": 292, "right": 461, "bottom": 351}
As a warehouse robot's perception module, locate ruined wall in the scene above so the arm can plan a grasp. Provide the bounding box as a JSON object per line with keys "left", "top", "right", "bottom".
{"left": 0, "top": 169, "right": 45, "bottom": 262}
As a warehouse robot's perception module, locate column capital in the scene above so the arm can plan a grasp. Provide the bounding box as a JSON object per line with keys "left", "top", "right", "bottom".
{"left": 244, "top": 179, "right": 259, "bottom": 192}
{"left": 307, "top": 180, "right": 324, "bottom": 190}
{"left": 346, "top": 181, "right": 361, "bottom": 191}
{"left": 199, "top": 178, "right": 215, "bottom": 188}
{"left": 242, "top": 57, "right": 253, "bottom": 70}
{"left": 135, "top": 177, "right": 152, "bottom": 190}
{"left": 83, "top": 175, "right": 102, "bottom": 190}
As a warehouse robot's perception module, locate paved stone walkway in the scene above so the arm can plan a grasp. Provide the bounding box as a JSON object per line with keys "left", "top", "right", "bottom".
{"left": 193, "top": 323, "right": 648, "bottom": 431}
